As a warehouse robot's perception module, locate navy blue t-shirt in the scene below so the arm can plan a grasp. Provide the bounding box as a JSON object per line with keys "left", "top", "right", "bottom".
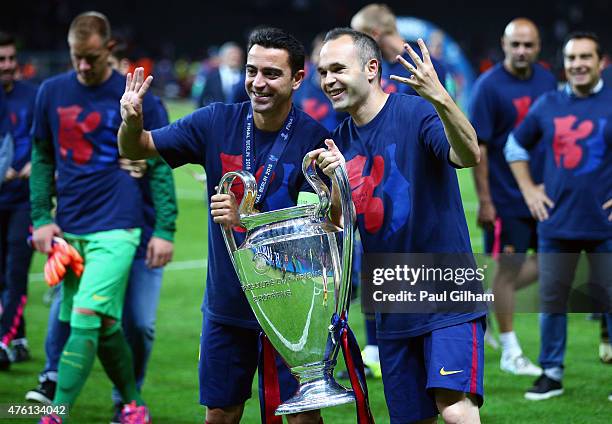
{"left": 135, "top": 96, "right": 171, "bottom": 260}
{"left": 152, "top": 101, "right": 329, "bottom": 328}
{"left": 381, "top": 49, "right": 447, "bottom": 97}
{"left": 333, "top": 93, "right": 484, "bottom": 339}
{"left": 31, "top": 70, "right": 163, "bottom": 234}
{"left": 511, "top": 85, "right": 612, "bottom": 240}
{"left": 0, "top": 81, "right": 38, "bottom": 209}
{"left": 470, "top": 63, "right": 556, "bottom": 217}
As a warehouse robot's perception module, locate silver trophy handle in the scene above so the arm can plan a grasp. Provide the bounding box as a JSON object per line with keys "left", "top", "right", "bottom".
{"left": 302, "top": 155, "right": 355, "bottom": 317}
{"left": 302, "top": 156, "right": 332, "bottom": 220}
{"left": 216, "top": 171, "right": 257, "bottom": 265}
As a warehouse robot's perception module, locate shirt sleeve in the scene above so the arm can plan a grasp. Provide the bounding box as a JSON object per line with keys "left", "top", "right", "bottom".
{"left": 151, "top": 105, "right": 214, "bottom": 168}
{"left": 29, "top": 83, "right": 56, "bottom": 228}
{"left": 31, "top": 81, "right": 51, "bottom": 140}
{"left": 468, "top": 77, "right": 494, "bottom": 144}
{"left": 0, "top": 89, "right": 9, "bottom": 136}
{"left": 154, "top": 97, "right": 170, "bottom": 127}
{"left": 143, "top": 94, "right": 166, "bottom": 131}
{"left": 146, "top": 157, "right": 178, "bottom": 241}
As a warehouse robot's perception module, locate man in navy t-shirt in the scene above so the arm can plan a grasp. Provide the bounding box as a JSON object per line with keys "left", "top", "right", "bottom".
{"left": 118, "top": 28, "right": 328, "bottom": 424}
{"left": 469, "top": 18, "right": 556, "bottom": 376}
{"left": 505, "top": 32, "right": 612, "bottom": 401}
{"left": 348, "top": 4, "right": 449, "bottom": 374}
{"left": 31, "top": 12, "right": 163, "bottom": 423}
{"left": 0, "top": 32, "right": 38, "bottom": 370}
{"left": 316, "top": 28, "right": 484, "bottom": 424}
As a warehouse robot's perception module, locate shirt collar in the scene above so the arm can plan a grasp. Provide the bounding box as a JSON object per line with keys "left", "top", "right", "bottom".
{"left": 564, "top": 78, "right": 603, "bottom": 97}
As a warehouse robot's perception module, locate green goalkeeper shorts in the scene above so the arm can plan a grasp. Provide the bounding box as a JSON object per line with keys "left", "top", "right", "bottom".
{"left": 59, "top": 228, "right": 141, "bottom": 324}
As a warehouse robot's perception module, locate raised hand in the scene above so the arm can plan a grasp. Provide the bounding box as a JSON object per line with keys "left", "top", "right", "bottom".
{"left": 390, "top": 39, "right": 447, "bottom": 104}
{"left": 120, "top": 67, "right": 153, "bottom": 133}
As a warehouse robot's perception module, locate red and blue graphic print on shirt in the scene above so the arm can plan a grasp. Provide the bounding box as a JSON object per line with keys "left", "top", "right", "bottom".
{"left": 0, "top": 81, "right": 38, "bottom": 209}
{"left": 56, "top": 103, "right": 121, "bottom": 170}
{"left": 346, "top": 143, "right": 410, "bottom": 239}
{"left": 468, "top": 63, "right": 556, "bottom": 217}
{"left": 552, "top": 115, "right": 606, "bottom": 176}
{"left": 512, "top": 87, "right": 612, "bottom": 240}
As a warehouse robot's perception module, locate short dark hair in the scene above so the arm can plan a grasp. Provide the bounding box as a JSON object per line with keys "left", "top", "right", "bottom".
{"left": 323, "top": 27, "right": 383, "bottom": 81}
{"left": 563, "top": 31, "right": 603, "bottom": 58}
{"left": 0, "top": 32, "right": 16, "bottom": 47}
{"left": 247, "top": 27, "right": 305, "bottom": 75}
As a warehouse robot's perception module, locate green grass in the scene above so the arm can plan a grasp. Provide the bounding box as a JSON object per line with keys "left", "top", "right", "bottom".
{"left": 1, "top": 100, "right": 610, "bottom": 423}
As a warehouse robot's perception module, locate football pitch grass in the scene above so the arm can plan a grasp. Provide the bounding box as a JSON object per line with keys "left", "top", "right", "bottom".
{"left": 0, "top": 100, "right": 609, "bottom": 423}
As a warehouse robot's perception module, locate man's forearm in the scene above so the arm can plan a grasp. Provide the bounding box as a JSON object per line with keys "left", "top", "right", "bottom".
{"left": 29, "top": 137, "right": 56, "bottom": 228}
{"left": 472, "top": 144, "right": 492, "bottom": 203}
{"left": 433, "top": 93, "right": 480, "bottom": 167}
{"left": 118, "top": 122, "right": 156, "bottom": 160}
{"left": 508, "top": 160, "right": 536, "bottom": 194}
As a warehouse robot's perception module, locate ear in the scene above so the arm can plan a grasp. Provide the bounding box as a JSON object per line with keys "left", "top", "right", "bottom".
{"left": 365, "top": 58, "right": 379, "bottom": 83}
{"left": 292, "top": 69, "right": 305, "bottom": 91}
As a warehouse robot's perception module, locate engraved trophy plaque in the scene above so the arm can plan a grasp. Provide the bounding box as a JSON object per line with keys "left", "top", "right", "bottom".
{"left": 217, "top": 155, "right": 356, "bottom": 415}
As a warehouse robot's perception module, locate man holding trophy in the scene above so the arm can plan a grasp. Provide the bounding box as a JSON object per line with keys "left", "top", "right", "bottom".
{"left": 314, "top": 28, "right": 486, "bottom": 424}
{"left": 118, "top": 28, "right": 332, "bottom": 424}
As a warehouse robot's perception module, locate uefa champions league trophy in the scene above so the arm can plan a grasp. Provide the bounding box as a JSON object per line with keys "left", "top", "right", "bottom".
{"left": 217, "top": 154, "right": 356, "bottom": 415}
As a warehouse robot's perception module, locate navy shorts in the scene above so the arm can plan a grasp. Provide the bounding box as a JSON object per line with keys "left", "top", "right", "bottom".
{"left": 484, "top": 216, "right": 537, "bottom": 258}
{"left": 198, "top": 317, "right": 298, "bottom": 407}
{"left": 379, "top": 318, "right": 485, "bottom": 423}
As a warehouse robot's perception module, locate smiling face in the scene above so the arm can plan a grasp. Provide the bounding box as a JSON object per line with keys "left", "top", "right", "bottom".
{"left": 317, "top": 35, "right": 374, "bottom": 113}
{"left": 245, "top": 44, "right": 303, "bottom": 116}
{"left": 68, "top": 33, "right": 112, "bottom": 86}
{"left": 564, "top": 38, "right": 602, "bottom": 94}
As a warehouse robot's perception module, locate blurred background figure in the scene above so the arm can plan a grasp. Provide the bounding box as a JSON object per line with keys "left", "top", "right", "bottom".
{"left": 0, "top": 31, "right": 37, "bottom": 370}
{"left": 196, "top": 41, "right": 243, "bottom": 108}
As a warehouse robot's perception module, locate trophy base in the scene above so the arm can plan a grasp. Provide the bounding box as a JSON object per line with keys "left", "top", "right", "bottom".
{"left": 275, "top": 377, "right": 355, "bottom": 415}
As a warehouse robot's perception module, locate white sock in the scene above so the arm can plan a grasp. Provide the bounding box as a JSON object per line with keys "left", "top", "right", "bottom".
{"left": 362, "top": 345, "right": 379, "bottom": 363}
{"left": 544, "top": 367, "right": 563, "bottom": 382}
{"left": 12, "top": 338, "right": 28, "bottom": 347}
{"left": 499, "top": 331, "right": 522, "bottom": 358}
